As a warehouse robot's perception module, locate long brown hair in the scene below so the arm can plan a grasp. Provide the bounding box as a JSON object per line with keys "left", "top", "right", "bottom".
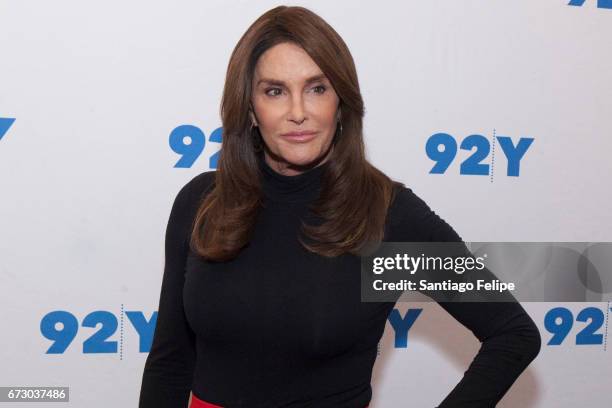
{"left": 190, "top": 5, "right": 403, "bottom": 261}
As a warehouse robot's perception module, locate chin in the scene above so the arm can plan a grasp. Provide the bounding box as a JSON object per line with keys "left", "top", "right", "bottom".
{"left": 275, "top": 148, "right": 323, "bottom": 165}
{"left": 282, "top": 157, "right": 319, "bottom": 168}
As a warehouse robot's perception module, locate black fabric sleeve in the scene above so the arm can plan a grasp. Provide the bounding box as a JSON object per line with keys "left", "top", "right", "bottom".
{"left": 394, "top": 187, "right": 542, "bottom": 407}
{"left": 138, "top": 178, "right": 199, "bottom": 408}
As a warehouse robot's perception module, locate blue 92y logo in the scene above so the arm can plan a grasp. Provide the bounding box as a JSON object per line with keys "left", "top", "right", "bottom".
{"left": 544, "top": 305, "right": 611, "bottom": 346}
{"left": 425, "top": 132, "right": 534, "bottom": 178}
{"left": 40, "top": 309, "right": 157, "bottom": 355}
{"left": 0, "top": 117, "right": 16, "bottom": 141}
{"left": 169, "top": 125, "right": 223, "bottom": 169}
{"left": 568, "top": 0, "right": 612, "bottom": 9}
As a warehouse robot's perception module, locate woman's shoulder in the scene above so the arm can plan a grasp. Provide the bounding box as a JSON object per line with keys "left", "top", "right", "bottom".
{"left": 185, "top": 170, "right": 216, "bottom": 194}
{"left": 173, "top": 170, "right": 217, "bottom": 210}
{"left": 386, "top": 183, "right": 462, "bottom": 242}
{"left": 388, "top": 183, "right": 433, "bottom": 223}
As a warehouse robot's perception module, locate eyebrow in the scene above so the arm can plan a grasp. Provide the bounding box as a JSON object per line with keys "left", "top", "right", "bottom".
{"left": 256, "top": 73, "right": 328, "bottom": 87}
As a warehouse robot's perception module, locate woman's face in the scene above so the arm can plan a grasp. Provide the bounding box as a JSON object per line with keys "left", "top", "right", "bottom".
{"left": 251, "top": 42, "right": 340, "bottom": 176}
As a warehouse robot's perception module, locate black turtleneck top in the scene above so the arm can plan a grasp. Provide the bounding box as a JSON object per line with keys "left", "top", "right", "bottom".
{"left": 139, "top": 154, "right": 541, "bottom": 408}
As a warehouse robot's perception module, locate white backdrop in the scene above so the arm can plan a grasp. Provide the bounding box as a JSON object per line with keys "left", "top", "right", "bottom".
{"left": 1, "top": 0, "right": 611, "bottom": 406}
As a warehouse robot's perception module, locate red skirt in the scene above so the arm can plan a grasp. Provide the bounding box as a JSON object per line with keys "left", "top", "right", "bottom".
{"left": 190, "top": 394, "right": 369, "bottom": 408}
{"left": 190, "top": 394, "right": 223, "bottom": 408}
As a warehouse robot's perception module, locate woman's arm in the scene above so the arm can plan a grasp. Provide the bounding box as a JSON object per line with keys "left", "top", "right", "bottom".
{"left": 392, "top": 187, "right": 541, "bottom": 407}
{"left": 435, "top": 301, "right": 541, "bottom": 407}
{"left": 138, "top": 178, "right": 200, "bottom": 408}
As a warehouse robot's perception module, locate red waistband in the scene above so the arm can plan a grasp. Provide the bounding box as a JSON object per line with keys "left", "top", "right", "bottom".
{"left": 190, "top": 393, "right": 368, "bottom": 408}
{"left": 190, "top": 394, "right": 223, "bottom": 408}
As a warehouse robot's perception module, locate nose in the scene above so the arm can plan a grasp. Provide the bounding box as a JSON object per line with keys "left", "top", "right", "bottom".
{"left": 288, "top": 93, "right": 306, "bottom": 124}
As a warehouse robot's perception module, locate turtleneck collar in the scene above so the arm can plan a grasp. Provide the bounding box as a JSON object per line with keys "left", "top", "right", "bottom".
{"left": 257, "top": 152, "right": 329, "bottom": 203}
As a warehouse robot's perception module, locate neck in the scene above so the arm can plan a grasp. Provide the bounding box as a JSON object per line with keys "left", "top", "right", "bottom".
{"left": 257, "top": 151, "right": 329, "bottom": 203}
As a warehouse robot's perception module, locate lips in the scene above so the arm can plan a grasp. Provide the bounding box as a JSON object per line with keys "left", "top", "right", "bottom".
{"left": 280, "top": 130, "right": 318, "bottom": 142}
{"left": 281, "top": 130, "right": 317, "bottom": 137}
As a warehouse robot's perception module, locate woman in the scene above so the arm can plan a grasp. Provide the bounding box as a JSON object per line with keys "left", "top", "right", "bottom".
{"left": 139, "top": 6, "right": 541, "bottom": 408}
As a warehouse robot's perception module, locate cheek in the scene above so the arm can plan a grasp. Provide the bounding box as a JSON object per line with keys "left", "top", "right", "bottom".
{"left": 317, "top": 98, "right": 340, "bottom": 122}
{"left": 254, "top": 99, "right": 282, "bottom": 119}
{"left": 320, "top": 110, "right": 340, "bottom": 134}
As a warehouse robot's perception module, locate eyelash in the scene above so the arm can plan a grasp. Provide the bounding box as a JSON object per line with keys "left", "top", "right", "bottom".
{"left": 265, "top": 85, "right": 327, "bottom": 97}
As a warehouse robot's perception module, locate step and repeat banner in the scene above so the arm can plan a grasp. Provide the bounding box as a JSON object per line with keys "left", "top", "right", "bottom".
{"left": 1, "top": 1, "right": 611, "bottom": 407}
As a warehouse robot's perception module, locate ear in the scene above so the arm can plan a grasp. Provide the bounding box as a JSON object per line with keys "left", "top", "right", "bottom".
{"left": 249, "top": 107, "right": 258, "bottom": 126}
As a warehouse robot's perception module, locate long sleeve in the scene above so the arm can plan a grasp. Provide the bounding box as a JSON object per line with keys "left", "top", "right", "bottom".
{"left": 139, "top": 179, "right": 199, "bottom": 408}
{"left": 435, "top": 301, "right": 541, "bottom": 407}
{"left": 391, "top": 187, "right": 542, "bottom": 407}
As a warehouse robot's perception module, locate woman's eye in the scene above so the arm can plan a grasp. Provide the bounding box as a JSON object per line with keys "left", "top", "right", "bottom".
{"left": 313, "top": 85, "right": 326, "bottom": 94}
{"left": 265, "top": 88, "right": 282, "bottom": 97}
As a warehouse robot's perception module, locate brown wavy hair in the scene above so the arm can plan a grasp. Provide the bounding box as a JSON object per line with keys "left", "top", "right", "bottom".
{"left": 190, "top": 5, "right": 402, "bottom": 261}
